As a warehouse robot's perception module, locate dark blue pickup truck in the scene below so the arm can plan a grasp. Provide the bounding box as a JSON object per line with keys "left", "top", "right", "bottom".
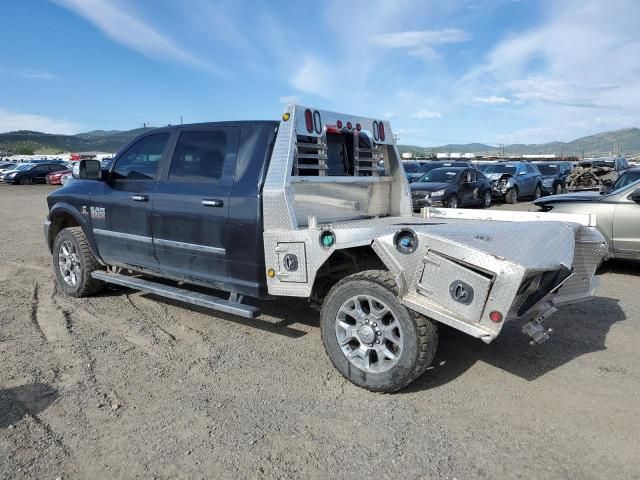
{"left": 44, "top": 105, "right": 606, "bottom": 392}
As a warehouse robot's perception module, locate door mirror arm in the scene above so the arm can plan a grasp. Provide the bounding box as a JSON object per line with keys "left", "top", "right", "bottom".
{"left": 631, "top": 188, "right": 640, "bottom": 203}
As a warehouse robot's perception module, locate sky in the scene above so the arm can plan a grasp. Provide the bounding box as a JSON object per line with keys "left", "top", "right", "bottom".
{"left": 1, "top": 0, "right": 639, "bottom": 146}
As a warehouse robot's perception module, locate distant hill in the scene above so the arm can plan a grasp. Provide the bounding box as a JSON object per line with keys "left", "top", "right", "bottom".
{"left": 399, "top": 127, "right": 640, "bottom": 157}
{"left": 0, "top": 128, "right": 152, "bottom": 155}
{"left": 2, "top": 125, "right": 640, "bottom": 157}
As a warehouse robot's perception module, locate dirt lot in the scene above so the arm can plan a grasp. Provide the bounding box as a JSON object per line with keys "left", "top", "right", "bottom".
{"left": 1, "top": 184, "right": 639, "bottom": 479}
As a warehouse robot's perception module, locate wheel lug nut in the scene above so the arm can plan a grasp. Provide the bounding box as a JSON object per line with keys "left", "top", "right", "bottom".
{"left": 365, "top": 319, "right": 369, "bottom": 324}
{"left": 375, "top": 331, "right": 381, "bottom": 336}
{"left": 375, "top": 339, "right": 380, "bottom": 344}
{"left": 372, "top": 323, "right": 377, "bottom": 327}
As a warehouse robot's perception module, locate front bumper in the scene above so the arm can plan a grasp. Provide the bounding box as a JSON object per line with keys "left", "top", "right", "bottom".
{"left": 411, "top": 193, "right": 445, "bottom": 210}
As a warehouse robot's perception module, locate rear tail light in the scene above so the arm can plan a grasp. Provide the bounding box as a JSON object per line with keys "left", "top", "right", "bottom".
{"left": 313, "top": 110, "right": 322, "bottom": 134}
{"left": 304, "top": 109, "right": 313, "bottom": 133}
{"left": 378, "top": 121, "right": 386, "bottom": 141}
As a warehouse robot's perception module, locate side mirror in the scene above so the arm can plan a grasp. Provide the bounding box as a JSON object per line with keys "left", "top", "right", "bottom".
{"left": 632, "top": 188, "right": 640, "bottom": 203}
{"left": 72, "top": 159, "right": 101, "bottom": 180}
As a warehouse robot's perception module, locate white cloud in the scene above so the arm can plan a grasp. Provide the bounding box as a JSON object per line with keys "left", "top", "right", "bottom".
{"left": 290, "top": 56, "right": 334, "bottom": 97}
{"left": 473, "top": 96, "right": 511, "bottom": 105}
{"left": 463, "top": 0, "right": 640, "bottom": 142}
{"left": 383, "top": 112, "right": 396, "bottom": 119}
{"left": 52, "top": 0, "right": 221, "bottom": 74}
{"left": 412, "top": 110, "right": 442, "bottom": 119}
{"left": 279, "top": 95, "right": 301, "bottom": 104}
{"left": 0, "top": 108, "right": 82, "bottom": 134}
{"left": 371, "top": 29, "right": 470, "bottom": 58}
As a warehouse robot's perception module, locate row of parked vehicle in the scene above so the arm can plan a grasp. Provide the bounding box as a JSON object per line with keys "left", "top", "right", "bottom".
{"left": 0, "top": 160, "right": 74, "bottom": 185}
{"left": 401, "top": 157, "right": 634, "bottom": 210}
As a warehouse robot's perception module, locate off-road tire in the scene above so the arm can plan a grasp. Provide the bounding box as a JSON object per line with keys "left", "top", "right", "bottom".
{"left": 447, "top": 194, "right": 459, "bottom": 209}
{"left": 505, "top": 187, "right": 518, "bottom": 204}
{"left": 320, "top": 270, "right": 438, "bottom": 392}
{"left": 53, "top": 227, "right": 104, "bottom": 297}
{"left": 19, "top": 176, "right": 32, "bottom": 185}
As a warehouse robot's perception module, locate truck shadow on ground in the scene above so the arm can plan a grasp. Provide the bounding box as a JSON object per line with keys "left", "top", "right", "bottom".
{"left": 0, "top": 383, "right": 58, "bottom": 428}
{"left": 404, "top": 296, "right": 626, "bottom": 392}
{"left": 599, "top": 259, "right": 640, "bottom": 277}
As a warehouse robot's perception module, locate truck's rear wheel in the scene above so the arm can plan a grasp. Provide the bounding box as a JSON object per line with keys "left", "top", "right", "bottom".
{"left": 320, "top": 270, "right": 438, "bottom": 392}
{"left": 53, "top": 227, "right": 104, "bottom": 297}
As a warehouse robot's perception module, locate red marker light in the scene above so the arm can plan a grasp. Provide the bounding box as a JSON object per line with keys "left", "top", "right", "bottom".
{"left": 489, "top": 311, "right": 503, "bottom": 323}
{"left": 379, "top": 121, "right": 386, "bottom": 141}
{"left": 304, "top": 109, "right": 313, "bottom": 133}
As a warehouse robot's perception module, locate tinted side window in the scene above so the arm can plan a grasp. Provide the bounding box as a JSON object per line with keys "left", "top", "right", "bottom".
{"left": 468, "top": 170, "right": 477, "bottom": 181}
{"left": 525, "top": 164, "right": 536, "bottom": 174}
{"left": 168, "top": 130, "right": 228, "bottom": 181}
{"left": 113, "top": 133, "right": 169, "bottom": 181}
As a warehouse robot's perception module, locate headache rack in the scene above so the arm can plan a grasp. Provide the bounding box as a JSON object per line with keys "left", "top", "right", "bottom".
{"left": 293, "top": 127, "right": 383, "bottom": 177}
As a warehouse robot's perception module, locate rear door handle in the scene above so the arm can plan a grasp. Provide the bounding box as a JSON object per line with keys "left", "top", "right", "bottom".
{"left": 202, "top": 199, "right": 224, "bottom": 208}
{"left": 131, "top": 194, "right": 149, "bottom": 202}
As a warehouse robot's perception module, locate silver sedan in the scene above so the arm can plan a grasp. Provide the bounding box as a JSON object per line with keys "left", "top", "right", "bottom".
{"left": 534, "top": 171, "right": 640, "bottom": 261}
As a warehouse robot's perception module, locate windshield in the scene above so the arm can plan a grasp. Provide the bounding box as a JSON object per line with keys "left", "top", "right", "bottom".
{"left": 609, "top": 171, "right": 640, "bottom": 193}
{"left": 536, "top": 164, "right": 559, "bottom": 175}
{"left": 418, "top": 168, "right": 461, "bottom": 183}
{"left": 584, "top": 160, "right": 614, "bottom": 168}
{"left": 478, "top": 164, "right": 517, "bottom": 175}
{"left": 13, "top": 164, "right": 35, "bottom": 171}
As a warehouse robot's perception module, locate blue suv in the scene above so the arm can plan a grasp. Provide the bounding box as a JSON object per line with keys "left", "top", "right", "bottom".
{"left": 477, "top": 162, "right": 543, "bottom": 203}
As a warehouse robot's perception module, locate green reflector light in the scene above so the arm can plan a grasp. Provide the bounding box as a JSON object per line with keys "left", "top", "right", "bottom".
{"left": 321, "top": 231, "right": 335, "bottom": 248}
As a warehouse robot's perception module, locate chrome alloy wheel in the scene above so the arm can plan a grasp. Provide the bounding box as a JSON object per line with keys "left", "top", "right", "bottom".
{"left": 58, "top": 240, "right": 81, "bottom": 287}
{"left": 335, "top": 295, "right": 403, "bottom": 373}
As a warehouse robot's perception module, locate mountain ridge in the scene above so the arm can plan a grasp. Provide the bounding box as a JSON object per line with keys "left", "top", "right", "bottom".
{"left": 1, "top": 126, "right": 639, "bottom": 157}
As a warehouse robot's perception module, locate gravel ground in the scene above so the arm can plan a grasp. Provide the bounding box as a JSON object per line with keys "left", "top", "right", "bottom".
{"left": 0, "top": 184, "right": 639, "bottom": 479}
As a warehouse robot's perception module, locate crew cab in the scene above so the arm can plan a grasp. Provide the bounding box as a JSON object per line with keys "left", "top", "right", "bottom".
{"left": 44, "top": 105, "right": 607, "bottom": 392}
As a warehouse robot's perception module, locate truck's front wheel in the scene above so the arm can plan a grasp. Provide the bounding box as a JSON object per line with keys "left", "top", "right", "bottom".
{"left": 53, "top": 227, "right": 104, "bottom": 297}
{"left": 320, "top": 270, "right": 438, "bottom": 392}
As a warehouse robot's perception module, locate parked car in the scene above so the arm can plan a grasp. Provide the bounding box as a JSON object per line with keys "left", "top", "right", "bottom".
{"left": 60, "top": 172, "right": 74, "bottom": 185}
{"left": 533, "top": 161, "right": 573, "bottom": 196}
{"left": 0, "top": 162, "right": 17, "bottom": 172}
{"left": 43, "top": 105, "right": 606, "bottom": 392}
{"left": 3, "top": 162, "right": 68, "bottom": 185}
{"left": 0, "top": 163, "right": 34, "bottom": 182}
{"left": 403, "top": 160, "right": 474, "bottom": 183}
{"left": 410, "top": 167, "right": 492, "bottom": 209}
{"left": 478, "top": 162, "right": 543, "bottom": 203}
{"left": 535, "top": 176, "right": 640, "bottom": 260}
{"left": 46, "top": 168, "right": 72, "bottom": 185}
{"left": 566, "top": 157, "right": 630, "bottom": 192}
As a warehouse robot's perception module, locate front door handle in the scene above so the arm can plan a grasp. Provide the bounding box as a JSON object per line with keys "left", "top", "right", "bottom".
{"left": 131, "top": 194, "right": 149, "bottom": 202}
{"left": 202, "top": 199, "right": 224, "bottom": 208}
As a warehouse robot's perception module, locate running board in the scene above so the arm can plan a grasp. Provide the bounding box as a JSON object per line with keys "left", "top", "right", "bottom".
{"left": 91, "top": 271, "right": 260, "bottom": 319}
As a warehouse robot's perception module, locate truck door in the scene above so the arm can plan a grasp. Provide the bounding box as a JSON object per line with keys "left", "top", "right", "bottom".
{"left": 151, "top": 127, "right": 239, "bottom": 285}
{"left": 90, "top": 132, "right": 171, "bottom": 269}
{"left": 460, "top": 169, "right": 479, "bottom": 205}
